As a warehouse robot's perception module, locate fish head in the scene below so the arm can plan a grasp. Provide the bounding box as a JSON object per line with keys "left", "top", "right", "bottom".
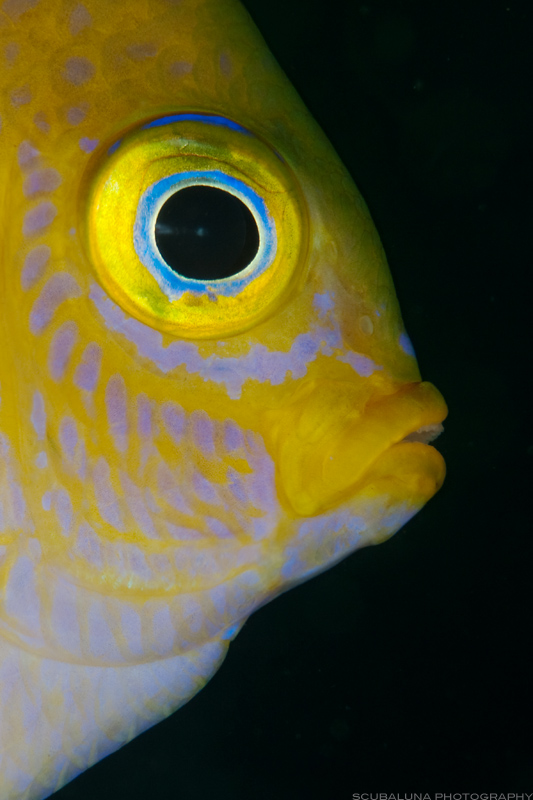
{"left": 0, "top": 0, "right": 447, "bottom": 667}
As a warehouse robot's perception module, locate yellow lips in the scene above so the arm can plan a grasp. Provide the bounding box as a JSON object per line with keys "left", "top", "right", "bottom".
{"left": 269, "top": 381, "right": 448, "bottom": 516}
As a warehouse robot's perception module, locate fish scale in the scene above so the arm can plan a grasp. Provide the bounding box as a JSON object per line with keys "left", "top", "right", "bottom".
{"left": 0, "top": 0, "right": 447, "bottom": 797}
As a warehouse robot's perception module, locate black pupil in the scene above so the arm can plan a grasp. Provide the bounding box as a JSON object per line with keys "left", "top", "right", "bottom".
{"left": 154, "top": 185, "right": 260, "bottom": 280}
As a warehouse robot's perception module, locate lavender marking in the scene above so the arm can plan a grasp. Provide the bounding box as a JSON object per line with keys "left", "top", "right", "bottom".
{"left": 192, "top": 410, "right": 215, "bottom": 456}
{"left": 21, "top": 245, "right": 50, "bottom": 290}
{"left": 31, "top": 391, "right": 46, "bottom": 439}
{"left": 23, "top": 201, "right": 57, "bottom": 236}
{"left": 59, "top": 417, "right": 78, "bottom": 462}
{"left": 93, "top": 458, "right": 124, "bottom": 530}
{"left": 161, "top": 401, "right": 184, "bottom": 444}
{"left": 30, "top": 273, "right": 82, "bottom": 334}
{"left": 74, "top": 342, "right": 102, "bottom": 391}
{"left": 105, "top": 374, "right": 128, "bottom": 453}
{"left": 337, "top": 351, "right": 382, "bottom": 378}
{"left": 49, "top": 321, "right": 77, "bottom": 381}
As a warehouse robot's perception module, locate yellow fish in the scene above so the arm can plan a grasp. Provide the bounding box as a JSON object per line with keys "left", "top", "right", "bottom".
{"left": 0, "top": 0, "right": 447, "bottom": 797}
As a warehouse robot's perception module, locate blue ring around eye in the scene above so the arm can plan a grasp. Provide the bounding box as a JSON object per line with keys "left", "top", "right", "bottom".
{"left": 133, "top": 170, "right": 277, "bottom": 301}
{"left": 109, "top": 115, "right": 252, "bottom": 156}
{"left": 141, "top": 114, "right": 251, "bottom": 135}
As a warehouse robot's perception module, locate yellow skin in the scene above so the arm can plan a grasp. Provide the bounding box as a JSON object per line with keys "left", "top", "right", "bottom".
{"left": 0, "top": 0, "right": 447, "bottom": 797}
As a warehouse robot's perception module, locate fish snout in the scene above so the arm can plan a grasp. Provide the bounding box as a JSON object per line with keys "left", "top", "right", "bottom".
{"left": 266, "top": 380, "right": 448, "bottom": 517}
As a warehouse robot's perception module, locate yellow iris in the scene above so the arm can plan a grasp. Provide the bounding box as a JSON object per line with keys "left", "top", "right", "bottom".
{"left": 82, "top": 113, "right": 309, "bottom": 338}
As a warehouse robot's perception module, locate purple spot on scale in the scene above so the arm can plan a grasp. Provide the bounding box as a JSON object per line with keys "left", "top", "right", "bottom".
{"left": 42, "top": 491, "right": 51, "bottom": 511}
{"left": 59, "top": 417, "right": 78, "bottom": 462}
{"left": 66, "top": 106, "right": 87, "bottom": 125}
{"left": 145, "top": 487, "right": 160, "bottom": 514}
{"left": 49, "top": 321, "right": 77, "bottom": 381}
{"left": 322, "top": 325, "right": 342, "bottom": 350}
{"left": 161, "top": 401, "right": 184, "bottom": 443}
{"left": 35, "top": 451, "right": 47, "bottom": 468}
{"left": 192, "top": 410, "right": 215, "bottom": 456}
{"left": 126, "top": 544, "right": 152, "bottom": 581}
{"left": 69, "top": 4, "right": 92, "bottom": 36}
{"left": 293, "top": 333, "right": 320, "bottom": 361}
{"left": 245, "top": 430, "right": 263, "bottom": 458}
{"left": 33, "top": 112, "right": 50, "bottom": 133}
{"left": 192, "top": 471, "right": 218, "bottom": 504}
{"left": 74, "top": 342, "right": 102, "bottom": 391}
{"left": 399, "top": 331, "right": 416, "bottom": 357}
{"left": 206, "top": 517, "right": 233, "bottom": 539}
{"left": 29, "top": 273, "right": 82, "bottom": 334}
{"left": 105, "top": 374, "right": 128, "bottom": 452}
{"left": 227, "top": 468, "right": 247, "bottom": 503}
{"left": 4, "top": 42, "right": 19, "bottom": 65}
{"left": 21, "top": 245, "right": 50, "bottom": 290}
{"left": 313, "top": 292, "right": 334, "bottom": 317}
{"left": 53, "top": 489, "right": 73, "bottom": 537}
{"left": 11, "top": 85, "right": 31, "bottom": 107}
{"left": 23, "top": 201, "right": 57, "bottom": 236}
{"left": 246, "top": 459, "right": 277, "bottom": 516}
{"left": 63, "top": 56, "right": 95, "bottom": 86}
{"left": 76, "top": 438, "right": 87, "bottom": 480}
{"left": 224, "top": 419, "right": 244, "bottom": 452}
{"left": 35, "top": 450, "right": 48, "bottom": 469}
{"left": 137, "top": 394, "right": 153, "bottom": 437}
{"left": 219, "top": 52, "right": 232, "bottom": 76}
{"left": 337, "top": 351, "right": 382, "bottom": 377}
{"left": 2, "top": 0, "right": 40, "bottom": 22}
{"left": 93, "top": 457, "right": 124, "bottom": 530}
{"left": 17, "top": 140, "right": 40, "bottom": 168}
{"left": 157, "top": 464, "right": 190, "bottom": 515}
{"left": 76, "top": 523, "right": 102, "bottom": 568}
{"left": 79, "top": 137, "right": 99, "bottom": 152}
{"left": 10, "top": 480, "right": 27, "bottom": 526}
{"left": 31, "top": 390, "right": 46, "bottom": 439}
{"left": 23, "top": 168, "right": 62, "bottom": 197}
{"left": 119, "top": 472, "right": 158, "bottom": 539}
{"left": 126, "top": 42, "right": 158, "bottom": 61}
{"left": 168, "top": 61, "right": 192, "bottom": 77}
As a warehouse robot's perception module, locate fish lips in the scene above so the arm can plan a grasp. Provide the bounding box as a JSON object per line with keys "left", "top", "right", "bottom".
{"left": 278, "top": 381, "right": 448, "bottom": 517}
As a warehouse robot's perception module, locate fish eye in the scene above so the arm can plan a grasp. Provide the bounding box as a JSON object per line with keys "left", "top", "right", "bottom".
{"left": 154, "top": 184, "right": 260, "bottom": 281}
{"left": 82, "top": 113, "right": 308, "bottom": 338}
{"left": 133, "top": 167, "right": 273, "bottom": 297}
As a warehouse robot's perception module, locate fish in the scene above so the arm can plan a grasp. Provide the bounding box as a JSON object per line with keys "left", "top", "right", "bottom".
{"left": 0, "top": 0, "right": 448, "bottom": 797}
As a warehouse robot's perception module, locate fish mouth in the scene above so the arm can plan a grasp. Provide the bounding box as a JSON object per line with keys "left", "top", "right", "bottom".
{"left": 399, "top": 421, "right": 444, "bottom": 445}
{"left": 274, "top": 381, "right": 448, "bottom": 517}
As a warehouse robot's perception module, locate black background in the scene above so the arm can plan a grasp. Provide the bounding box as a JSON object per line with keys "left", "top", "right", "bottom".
{"left": 59, "top": 0, "right": 532, "bottom": 797}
